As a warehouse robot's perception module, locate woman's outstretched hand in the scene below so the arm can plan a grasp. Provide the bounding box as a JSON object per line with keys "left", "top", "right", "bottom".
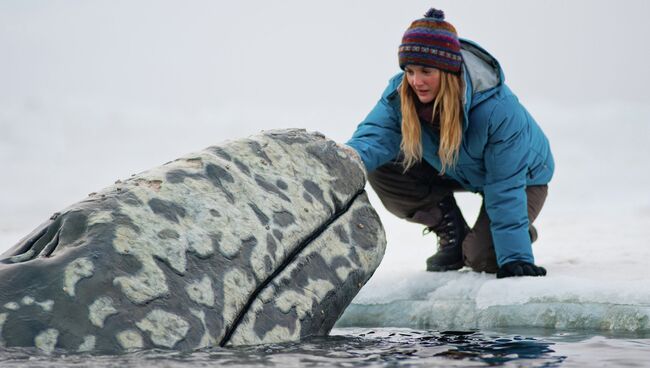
{"left": 338, "top": 143, "right": 362, "bottom": 162}
{"left": 497, "top": 261, "right": 547, "bottom": 278}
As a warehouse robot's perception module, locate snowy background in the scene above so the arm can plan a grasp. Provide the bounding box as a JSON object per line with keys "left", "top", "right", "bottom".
{"left": 1, "top": 1, "right": 649, "bottom": 331}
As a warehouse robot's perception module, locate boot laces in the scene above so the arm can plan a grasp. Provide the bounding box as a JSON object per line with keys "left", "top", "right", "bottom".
{"left": 422, "top": 197, "right": 466, "bottom": 248}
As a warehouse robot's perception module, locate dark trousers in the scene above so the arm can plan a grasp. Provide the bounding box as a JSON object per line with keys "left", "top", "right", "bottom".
{"left": 368, "top": 159, "right": 548, "bottom": 273}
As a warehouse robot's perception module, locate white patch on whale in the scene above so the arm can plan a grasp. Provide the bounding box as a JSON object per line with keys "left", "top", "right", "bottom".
{"left": 77, "top": 335, "right": 96, "bottom": 352}
{"left": 89, "top": 297, "right": 118, "bottom": 328}
{"left": 116, "top": 329, "right": 143, "bottom": 350}
{"left": 37, "top": 300, "right": 54, "bottom": 312}
{"left": 309, "top": 226, "right": 359, "bottom": 281}
{"left": 136, "top": 309, "right": 190, "bottom": 348}
{"left": 222, "top": 267, "right": 255, "bottom": 323}
{"left": 0, "top": 313, "right": 7, "bottom": 347}
{"left": 20, "top": 296, "right": 54, "bottom": 312}
{"left": 113, "top": 226, "right": 169, "bottom": 304}
{"left": 87, "top": 210, "right": 113, "bottom": 226}
{"left": 275, "top": 278, "right": 335, "bottom": 319}
{"left": 185, "top": 232, "right": 215, "bottom": 258}
{"left": 3, "top": 302, "right": 19, "bottom": 311}
{"left": 218, "top": 239, "right": 240, "bottom": 258}
{"left": 229, "top": 324, "right": 298, "bottom": 346}
{"left": 34, "top": 328, "right": 59, "bottom": 354}
{"left": 190, "top": 308, "right": 216, "bottom": 349}
{"left": 63, "top": 257, "right": 94, "bottom": 297}
{"left": 185, "top": 275, "right": 214, "bottom": 307}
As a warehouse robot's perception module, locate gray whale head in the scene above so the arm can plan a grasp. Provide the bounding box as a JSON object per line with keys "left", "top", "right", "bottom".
{"left": 0, "top": 129, "right": 386, "bottom": 353}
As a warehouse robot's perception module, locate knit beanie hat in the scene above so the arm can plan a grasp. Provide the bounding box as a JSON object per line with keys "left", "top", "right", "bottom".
{"left": 398, "top": 8, "right": 462, "bottom": 74}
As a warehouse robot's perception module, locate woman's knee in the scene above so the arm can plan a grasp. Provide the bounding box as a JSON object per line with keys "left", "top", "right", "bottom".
{"left": 368, "top": 162, "right": 440, "bottom": 220}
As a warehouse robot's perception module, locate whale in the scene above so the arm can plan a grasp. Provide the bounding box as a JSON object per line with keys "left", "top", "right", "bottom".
{"left": 0, "top": 129, "right": 386, "bottom": 353}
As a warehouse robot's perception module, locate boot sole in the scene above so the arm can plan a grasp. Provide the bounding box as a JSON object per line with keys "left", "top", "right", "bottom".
{"left": 426, "top": 260, "right": 464, "bottom": 272}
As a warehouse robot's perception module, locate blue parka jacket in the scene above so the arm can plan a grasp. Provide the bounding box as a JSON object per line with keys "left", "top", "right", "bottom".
{"left": 347, "top": 39, "right": 554, "bottom": 267}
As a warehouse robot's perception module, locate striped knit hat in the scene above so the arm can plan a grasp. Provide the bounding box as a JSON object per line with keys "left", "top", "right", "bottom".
{"left": 398, "top": 8, "right": 462, "bottom": 74}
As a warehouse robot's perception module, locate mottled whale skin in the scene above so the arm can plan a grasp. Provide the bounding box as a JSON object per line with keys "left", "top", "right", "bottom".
{"left": 0, "top": 129, "right": 386, "bottom": 353}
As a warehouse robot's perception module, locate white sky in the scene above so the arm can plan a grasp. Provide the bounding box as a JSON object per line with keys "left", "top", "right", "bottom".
{"left": 1, "top": 0, "right": 649, "bottom": 112}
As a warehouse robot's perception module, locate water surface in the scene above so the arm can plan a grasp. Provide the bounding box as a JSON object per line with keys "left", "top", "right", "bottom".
{"left": 2, "top": 328, "right": 649, "bottom": 367}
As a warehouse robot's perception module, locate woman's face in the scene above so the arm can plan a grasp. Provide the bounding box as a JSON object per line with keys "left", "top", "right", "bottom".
{"left": 405, "top": 65, "right": 441, "bottom": 104}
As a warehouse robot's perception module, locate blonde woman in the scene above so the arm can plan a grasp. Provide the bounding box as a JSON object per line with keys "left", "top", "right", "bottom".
{"left": 346, "top": 8, "right": 554, "bottom": 278}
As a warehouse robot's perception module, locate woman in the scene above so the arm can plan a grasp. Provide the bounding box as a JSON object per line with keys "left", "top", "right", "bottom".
{"left": 346, "top": 8, "right": 554, "bottom": 278}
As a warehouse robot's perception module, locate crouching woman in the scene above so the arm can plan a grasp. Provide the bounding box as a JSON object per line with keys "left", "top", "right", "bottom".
{"left": 346, "top": 8, "right": 554, "bottom": 278}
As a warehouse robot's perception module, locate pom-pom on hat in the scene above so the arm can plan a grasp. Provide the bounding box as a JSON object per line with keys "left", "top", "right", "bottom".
{"left": 398, "top": 8, "right": 462, "bottom": 74}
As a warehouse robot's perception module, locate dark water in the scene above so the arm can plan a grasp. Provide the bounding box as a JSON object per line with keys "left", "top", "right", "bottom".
{"left": 1, "top": 328, "right": 649, "bottom": 367}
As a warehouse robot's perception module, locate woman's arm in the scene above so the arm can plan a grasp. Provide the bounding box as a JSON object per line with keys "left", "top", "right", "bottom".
{"left": 346, "top": 75, "right": 403, "bottom": 172}
{"left": 483, "top": 97, "right": 536, "bottom": 268}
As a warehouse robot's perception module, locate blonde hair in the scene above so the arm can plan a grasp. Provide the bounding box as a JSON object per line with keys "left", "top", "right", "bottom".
{"left": 400, "top": 71, "right": 463, "bottom": 174}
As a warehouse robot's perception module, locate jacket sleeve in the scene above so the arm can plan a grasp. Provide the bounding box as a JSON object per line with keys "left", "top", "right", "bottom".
{"left": 346, "top": 78, "right": 402, "bottom": 172}
{"left": 483, "top": 97, "right": 534, "bottom": 266}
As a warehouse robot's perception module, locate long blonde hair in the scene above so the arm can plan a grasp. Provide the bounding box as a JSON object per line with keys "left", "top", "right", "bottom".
{"left": 400, "top": 71, "right": 463, "bottom": 174}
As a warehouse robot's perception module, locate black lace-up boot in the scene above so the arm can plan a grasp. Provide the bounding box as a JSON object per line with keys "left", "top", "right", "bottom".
{"left": 424, "top": 195, "right": 470, "bottom": 271}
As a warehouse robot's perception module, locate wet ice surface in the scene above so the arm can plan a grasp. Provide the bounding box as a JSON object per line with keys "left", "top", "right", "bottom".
{"left": 1, "top": 328, "right": 649, "bottom": 368}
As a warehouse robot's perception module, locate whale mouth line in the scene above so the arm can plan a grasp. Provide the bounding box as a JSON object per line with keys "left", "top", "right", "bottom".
{"left": 1, "top": 215, "right": 63, "bottom": 264}
{"left": 219, "top": 188, "right": 366, "bottom": 347}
